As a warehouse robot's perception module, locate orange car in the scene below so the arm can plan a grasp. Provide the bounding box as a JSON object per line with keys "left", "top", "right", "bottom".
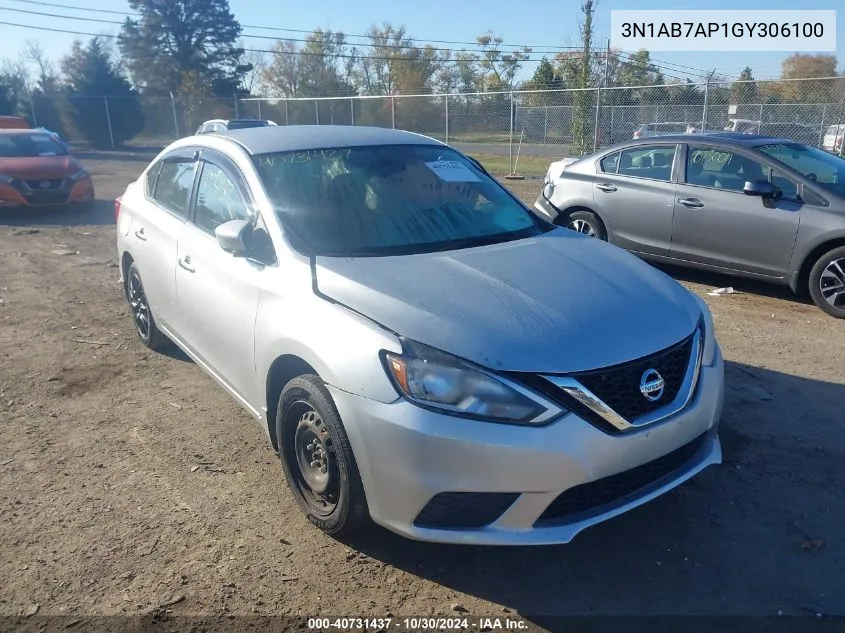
{"left": 0, "top": 129, "right": 95, "bottom": 209}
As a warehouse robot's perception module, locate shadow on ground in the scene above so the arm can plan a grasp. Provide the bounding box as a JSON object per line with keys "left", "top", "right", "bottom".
{"left": 651, "top": 262, "right": 814, "bottom": 308}
{"left": 342, "top": 361, "right": 845, "bottom": 620}
{"left": 0, "top": 200, "right": 115, "bottom": 227}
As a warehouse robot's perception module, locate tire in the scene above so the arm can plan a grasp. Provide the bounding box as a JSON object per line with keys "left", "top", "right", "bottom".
{"left": 276, "top": 374, "right": 369, "bottom": 537}
{"left": 808, "top": 246, "right": 845, "bottom": 319}
{"left": 125, "top": 262, "right": 169, "bottom": 350}
{"left": 561, "top": 209, "right": 607, "bottom": 240}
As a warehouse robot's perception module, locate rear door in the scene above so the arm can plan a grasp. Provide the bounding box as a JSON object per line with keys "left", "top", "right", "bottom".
{"left": 591, "top": 143, "right": 679, "bottom": 256}
{"left": 670, "top": 143, "right": 801, "bottom": 277}
{"left": 128, "top": 149, "right": 198, "bottom": 329}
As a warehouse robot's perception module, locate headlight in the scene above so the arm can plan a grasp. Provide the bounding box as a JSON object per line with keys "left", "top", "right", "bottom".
{"left": 69, "top": 168, "right": 89, "bottom": 181}
{"left": 692, "top": 294, "right": 716, "bottom": 366}
{"left": 0, "top": 174, "right": 13, "bottom": 184}
{"left": 382, "top": 340, "right": 563, "bottom": 425}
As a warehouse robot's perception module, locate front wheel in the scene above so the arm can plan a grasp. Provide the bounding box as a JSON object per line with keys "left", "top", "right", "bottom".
{"left": 808, "top": 246, "right": 845, "bottom": 319}
{"left": 276, "top": 374, "right": 369, "bottom": 536}
{"left": 562, "top": 209, "right": 607, "bottom": 241}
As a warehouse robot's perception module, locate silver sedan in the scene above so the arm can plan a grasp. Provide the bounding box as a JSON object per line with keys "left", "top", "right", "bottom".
{"left": 535, "top": 134, "right": 845, "bottom": 319}
{"left": 116, "top": 126, "right": 724, "bottom": 545}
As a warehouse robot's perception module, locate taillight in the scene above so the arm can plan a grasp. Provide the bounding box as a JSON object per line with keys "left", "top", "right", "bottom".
{"left": 114, "top": 197, "right": 122, "bottom": 222}
{"left": 633, "top": 130, "right": 641, "bottom": 139}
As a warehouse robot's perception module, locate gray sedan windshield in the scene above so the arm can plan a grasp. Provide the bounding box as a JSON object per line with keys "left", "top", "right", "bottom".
{"left": 757, "top": 142, "right": 845, "bottom": 197}
{"left": 252, "top": 145, "right": 545, "bottom": 256}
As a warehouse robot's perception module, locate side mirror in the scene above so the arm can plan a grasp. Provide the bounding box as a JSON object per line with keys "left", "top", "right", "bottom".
{"left": 215, "top": 219, "right": 253, "bottom": 256}
{"left": 743, "top": 180, "right": 776, "bottom": 198}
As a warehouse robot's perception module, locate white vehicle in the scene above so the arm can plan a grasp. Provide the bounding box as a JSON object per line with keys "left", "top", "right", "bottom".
{"left": 724, "top": 119, "right": 761, "bottom": 134}
{"left": 632, "top": 122, "right": 694, "bottom": 139}
{"left": 823, "top": 124, "right": 845, "bottom": 154}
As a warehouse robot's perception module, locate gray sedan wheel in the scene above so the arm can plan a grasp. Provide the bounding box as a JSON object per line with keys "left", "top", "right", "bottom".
{"left": 809, "top": 246, "right": 845, "bottom": 319}
{"left": 562, "top": 209, "right": 607, "bottom": 241}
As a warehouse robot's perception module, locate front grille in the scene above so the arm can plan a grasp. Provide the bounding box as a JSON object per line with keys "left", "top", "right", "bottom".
{"left": 23, "top": 191, "right": 70, "bottom": 205}
{"left": 414, "top": 492, "right": 520, "bottom": 529}
{"left": 24, "top": 178, "right": 65, "bottom": 190}
{"left": 535, "top": 433, "right": 707, "bottom": 525}
{"left": 572, "top": 333, "right": 694, "bottom": 421}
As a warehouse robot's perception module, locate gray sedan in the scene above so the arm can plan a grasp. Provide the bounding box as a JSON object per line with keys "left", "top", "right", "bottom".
{"left": 116, "top": 126, "right": 723, "bottom": 545}
{"left": 534, "top": 134, "right": 845, "bottom": 318}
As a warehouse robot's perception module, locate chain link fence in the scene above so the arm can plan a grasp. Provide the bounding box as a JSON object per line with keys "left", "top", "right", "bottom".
{"left": 25, "top": 76, "right": 845, "bottom": 170}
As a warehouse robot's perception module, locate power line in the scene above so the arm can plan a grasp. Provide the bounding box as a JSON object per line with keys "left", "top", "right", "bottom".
{"left": 4, "top": 0, "right": 571, "bottom": 51}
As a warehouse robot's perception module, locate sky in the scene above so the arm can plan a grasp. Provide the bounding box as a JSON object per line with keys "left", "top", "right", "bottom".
{"left": 0, "top": 0, "right": 842, "bottom": 86}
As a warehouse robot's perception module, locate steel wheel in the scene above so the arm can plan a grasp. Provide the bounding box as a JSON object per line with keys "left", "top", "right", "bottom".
{"left": 567, "top": 218, "right": 597, "bottom": 237}
{"left": 127, "top": 269, "right": 152, "bottom": 341}
{"left": 819, "top": 257, "right": 845, "bottom": 309}
{"left": 288, "top": 401, "right": 339, "bottom": 517}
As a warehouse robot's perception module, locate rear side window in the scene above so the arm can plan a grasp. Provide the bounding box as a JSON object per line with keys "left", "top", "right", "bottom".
{"left": 145, "top": 162, "right": 162, "bottom": 198}
{"left": 153, "top": 158, "right": 196, "bottom": 217}
{"left": 618, "top": 146, "right": 676, "bottom": 181}
{"left": 599, "top": 152, "right": 619, "bottom": 173}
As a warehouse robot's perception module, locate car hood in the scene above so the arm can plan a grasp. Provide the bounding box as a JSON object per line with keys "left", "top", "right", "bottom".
{"left": 0, "top": 155, "right": 81, "bottom": 179}
{"left": 314, "top": 230, "right": 702, "bottom": 373}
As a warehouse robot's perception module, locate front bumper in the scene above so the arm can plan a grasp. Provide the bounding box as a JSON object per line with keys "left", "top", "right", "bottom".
{"left": 330, "top": 344, "right": 724, "bottom": 546}
{"left": 0, "top": 176, "right": 95, "bottom": 207}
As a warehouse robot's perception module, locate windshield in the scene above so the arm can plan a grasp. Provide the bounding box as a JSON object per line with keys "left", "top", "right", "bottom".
{"left": 757, "top": 142, "right": 845, "bottom": 197}
{"left": 252, "top": 144, "right": 546, "bottom": 256}
{"left": 0, "top": 133, "right": 68, "bottom": 158}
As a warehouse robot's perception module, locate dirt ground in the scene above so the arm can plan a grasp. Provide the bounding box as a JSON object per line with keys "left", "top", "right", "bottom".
{"left": 1, "top": 152, "right": 844, "bottom": 629}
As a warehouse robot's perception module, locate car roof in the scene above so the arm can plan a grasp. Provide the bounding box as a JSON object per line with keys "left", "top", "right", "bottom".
{"left": 0, "top": 129, "right": 50, "bottom": 136}
{"left": 217, "top": 125, "right": 445, "bottom": 155}
{"left": 598, "top": 132, "right": 795, "bottom": 153}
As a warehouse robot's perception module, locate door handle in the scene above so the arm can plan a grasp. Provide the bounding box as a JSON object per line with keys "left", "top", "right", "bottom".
{"left": 678, "top": 198, "right": 704, "bottom": 208}
{"left": 596, "top": 183, "right": 617, "bottom": 192}
{"left": 134, "top": 228, "right": 147, "bottom": 241}
{"left": 178, "top": 255, "right": 195, "bottom": 273}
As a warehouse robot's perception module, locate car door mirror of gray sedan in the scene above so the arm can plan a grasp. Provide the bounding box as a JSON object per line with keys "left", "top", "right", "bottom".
{"left": 215, "top": 219, "right": 253, "bottom": 256}
{"left": 743, "top": 180, "right": 777, "bottom": 199}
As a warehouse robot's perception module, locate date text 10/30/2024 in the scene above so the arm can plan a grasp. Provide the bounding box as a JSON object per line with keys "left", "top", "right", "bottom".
{"left": 307, "top": 617, "right": 530, "bottom": 631}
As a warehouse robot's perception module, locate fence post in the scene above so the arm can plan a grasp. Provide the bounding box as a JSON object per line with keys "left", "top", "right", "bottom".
{"left": 817, "top": 104, "right": 827, "bottom": 146}
{"left": 543, "top": 106, "right": 548, "bottom": 144}
{"left": 169, "top": 91, "right": 180, "bottom": 138}
{"left": 593, "top": 87, "right": 601, "bottom": 151}
{"left": 509, "top": 92, "right": 515, "bottom": 173}
{"left": 257, "top": 100, "right": 262, "bottom": 120}
{"left": 103, "top": 96, "right": 115, "bottom": 148}
{"left": 609, "top": 105, "right": 615, "bottom": 144}
{"left": 759, "top": 102, "right": 764, "bottom": 123}
{"left": 444, "top": 95, "right": 449, "bottom": 144}
{"left": 701, "top": 81, "right": 710, "bottom": 134}
{"left": 284, "top": 99, "right": 289, "bottom": 125}
{"left": 234, "top": 93, "right": 239, "bottom": 118}
{"left": 29, "top": 96, "right": 38, "bottom": 127}
{"left": 391, "top": 96, "right": 396, "bottom": 129}
{"left": 350, "top": 98, "right": 355, "bottom": 126}
{"left": 315, "top": 100, "right": 320, "bottom": 125}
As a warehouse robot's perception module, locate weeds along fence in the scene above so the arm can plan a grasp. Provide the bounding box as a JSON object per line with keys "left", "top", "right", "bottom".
{"left": 24, "top": 76, "right": 845, "bottom": 172}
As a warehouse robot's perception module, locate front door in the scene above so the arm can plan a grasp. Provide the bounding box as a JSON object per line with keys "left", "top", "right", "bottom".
{"left": 670, "top": 144, "right": 801, "bottom": 278}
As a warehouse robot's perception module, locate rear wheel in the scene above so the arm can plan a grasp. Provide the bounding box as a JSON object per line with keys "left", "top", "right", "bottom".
{"left": 561, "top": 209, "right": 607, "bottom": 241}
{"left": 125, "top": 262, "right": 169, "bottom": 350}
{"left": 808, "top": 246, "right": 845, "bottom": 319}
{"left": 276, "top": 374, "right": 369, "bottom": 537}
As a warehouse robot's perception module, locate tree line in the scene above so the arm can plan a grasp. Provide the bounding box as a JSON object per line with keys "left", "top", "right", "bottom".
{"left": 0, "top": 0, "right": 841, "bottom": 147}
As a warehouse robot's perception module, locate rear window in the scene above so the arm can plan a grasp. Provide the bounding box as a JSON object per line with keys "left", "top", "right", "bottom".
{"left": 227, "top": 120, "right": 269, "bottom": 130}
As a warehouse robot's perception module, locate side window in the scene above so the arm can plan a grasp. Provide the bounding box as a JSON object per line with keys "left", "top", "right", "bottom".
{"left": 194, "top": 162, "right": 250, "bottom": 234}
{"left": 599, "top": 152, "right": 619, "bottom": 173}
{"left": 686, "top": 147, "right": 767, "bottom": 193}
{"left": 153, "top": 158, "right": 196, "bottom": 217}
{"left": 145, "top": 161, "right": 162, "bottom": 198}
{"left": 618, "top": 146, "right": 675, "bottom": 181}
{"left": 771, "top": 168, "right": 800, "bottom": 201}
